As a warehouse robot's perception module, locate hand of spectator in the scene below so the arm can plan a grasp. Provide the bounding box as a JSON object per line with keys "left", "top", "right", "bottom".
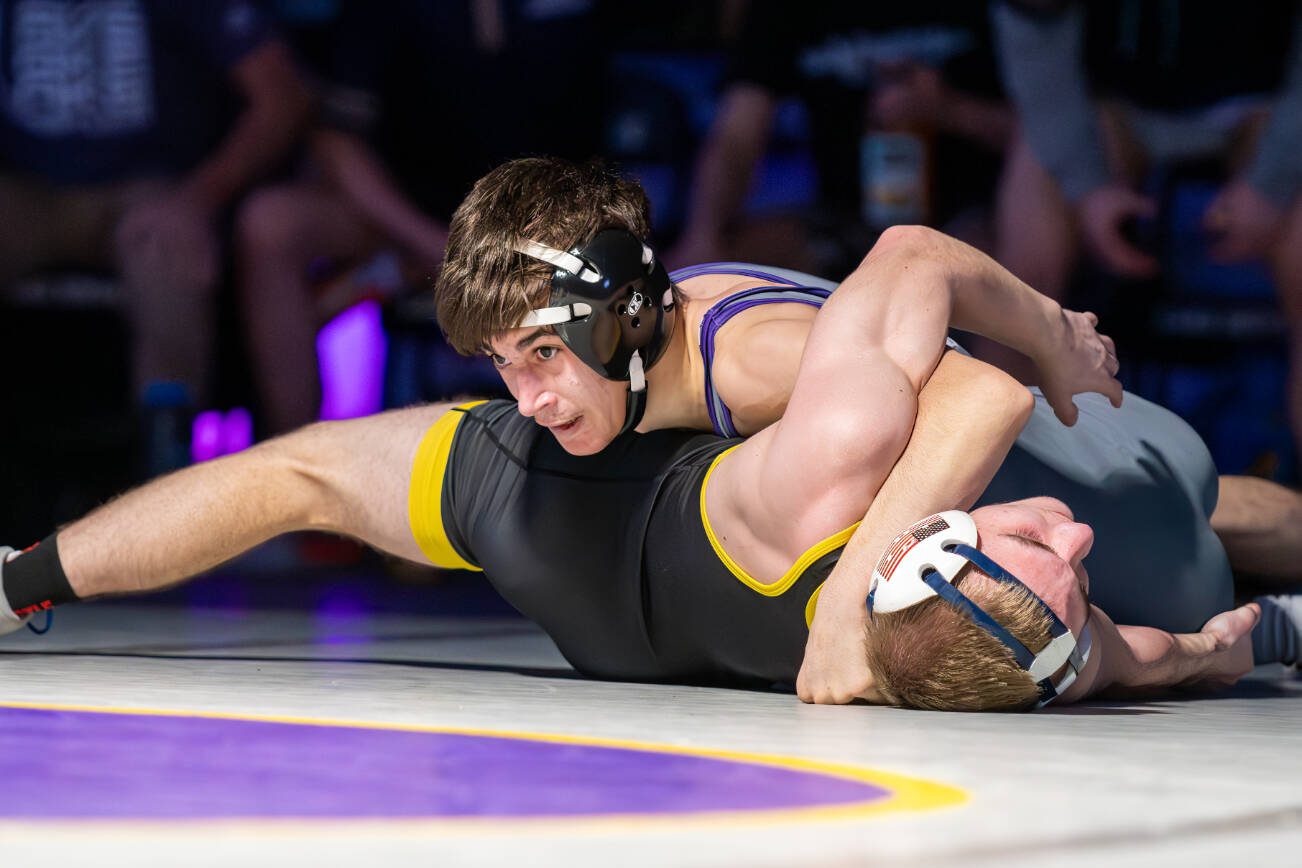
{"left": 115, "top": 189, "right": 219, "bottom": 292}
{"left": 1077, "top": 183, "right": 1159, "bottom": 278}
{"left": 1187, "top": 601, "right": 1260, "bottom": 689}
{"left": 1033, "top": 309, "right": 1123, "bottom": 426}
{"left": 796, "top": 590, "right": 884, "bottom": 705}
{"left": 1204, "top": 180, "right": 1282, "bottom": 263}
{"left": 870, "top": 62, "right": 947, "bottom": 129}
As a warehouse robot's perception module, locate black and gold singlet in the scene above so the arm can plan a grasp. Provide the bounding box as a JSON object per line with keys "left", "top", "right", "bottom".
{"left": 407, "top": 400, "right": 851, "bottom": 687}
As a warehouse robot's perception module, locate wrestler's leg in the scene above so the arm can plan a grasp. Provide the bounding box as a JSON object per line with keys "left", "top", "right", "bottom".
{"left": 1209, "top": 475, "right": 1302, "bottom": 582}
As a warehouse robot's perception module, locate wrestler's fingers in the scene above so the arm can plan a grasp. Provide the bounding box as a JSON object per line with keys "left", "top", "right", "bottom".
{"left": 1105, "top": 377, "right": 1124, "bottom": 408}
{"left": 1047, "top": 392, "right": 1080, "bottom": 426}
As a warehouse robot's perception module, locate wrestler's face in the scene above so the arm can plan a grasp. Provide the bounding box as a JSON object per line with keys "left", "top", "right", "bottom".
{"left": 968, "top": 497, "right": 1093, "bottom": 636}
{"left": 486, "top": 327, "right": 628, "bottom": 455}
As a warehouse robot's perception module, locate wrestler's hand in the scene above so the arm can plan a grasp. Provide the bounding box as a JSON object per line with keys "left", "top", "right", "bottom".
{"left": 1078, "top": 183, "right": 1159, "bottom": 278}
{"left": 1187, "top": 602, "right": 1260, "bottom": 689}
{"left": 1033, "top": 308, "right": 1123, "bottom": 426}
{"left": 797, "top": 593, "right": 883, "bottom": 704}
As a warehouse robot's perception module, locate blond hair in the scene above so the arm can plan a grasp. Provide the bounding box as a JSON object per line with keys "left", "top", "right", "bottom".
{"left": 864, "top": 568, "right": 1055, "bottom": 712}
{"left": 435, "top": 157, "right": 653, "bottom": 355}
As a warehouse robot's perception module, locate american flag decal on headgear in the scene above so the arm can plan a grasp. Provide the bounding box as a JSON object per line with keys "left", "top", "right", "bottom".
{"left": 875, "top": 516, "right": 951, "bottom": 580}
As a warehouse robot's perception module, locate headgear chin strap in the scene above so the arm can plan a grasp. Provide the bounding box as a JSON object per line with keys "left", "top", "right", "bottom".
{"left": 867, "top": 510, "right": 1092, "bottom": 709}
{"left": 513, "top": 229, "right": 676, "bottom": 436}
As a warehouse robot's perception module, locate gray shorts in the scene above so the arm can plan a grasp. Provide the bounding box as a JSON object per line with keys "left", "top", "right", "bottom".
{"left": 1115, "top": 96, "right": 1271, "bottom": 166}
{"left": 977, "top": 389, "right": 1234, "bottom": 633}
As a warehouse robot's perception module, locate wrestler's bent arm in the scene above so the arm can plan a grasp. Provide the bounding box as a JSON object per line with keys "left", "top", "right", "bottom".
{"left": 59, "top": 404, "right": 452, "bottom": 599}
{"left": 797, "top": 353, "right": 1034, "bottom": 703}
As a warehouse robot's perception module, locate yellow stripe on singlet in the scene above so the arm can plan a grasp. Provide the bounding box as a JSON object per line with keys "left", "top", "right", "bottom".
{"left": 408, "top": 400, "right": 486, "bottom": 571}
{"left": 699, "top": 447, "right": 859, "bottom": 598}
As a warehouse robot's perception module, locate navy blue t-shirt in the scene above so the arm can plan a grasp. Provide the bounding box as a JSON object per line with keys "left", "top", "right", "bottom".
{"left": 0, "top": 0, "right": 275, "bottom": 184}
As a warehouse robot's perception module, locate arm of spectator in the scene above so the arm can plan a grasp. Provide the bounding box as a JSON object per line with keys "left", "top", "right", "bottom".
{"left": 870, "top": 63, "right": 1014, "bottom": 153}
{"left": 1058, "top": 603, "right": 1260, "bottom": 702}
{"left": 991, "top": 1, "right": 1109, "bottom": 203}
{"left": 312, "top": 127, "right": 449, "bottom": 271}
{"left": 1202, "top": 10, "right": 1302, "bottom": 262}
{"left": 666, "top": 84, "right": 777, "bottom": 268}
{"left": 182, "top": 40, "right": 313, "bottom": 212}
{"left": 114, "top": 38, "right": 310, "bottom": 292}
{"left": 1243, "top": 10, "right": 1302, "bottom": 211}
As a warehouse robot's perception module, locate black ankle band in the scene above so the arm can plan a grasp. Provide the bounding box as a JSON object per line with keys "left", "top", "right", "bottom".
{"left": 4, "top": 534, "right": 77, "bottom": 616}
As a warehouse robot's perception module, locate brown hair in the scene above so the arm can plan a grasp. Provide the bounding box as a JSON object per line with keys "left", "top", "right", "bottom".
{"left": 864, "top": 568, "right": 1054, "bottom": 712}
{"left": 435, "top": 156, "right": 653, "bottom": 355}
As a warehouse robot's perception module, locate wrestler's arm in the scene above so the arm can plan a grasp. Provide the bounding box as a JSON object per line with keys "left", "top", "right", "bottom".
{"left": 713, "top": 224, "right": 1120, "bottom": 429}
{"left": 706, "top": 227, "right": 1034, "bottom": 596}
{"left": 704, "top": 229, "right": 959, "bottom": 579}
{"left": 59, "top": 404, "right": 453, "bottom": 598}
{"left": 798, "top": 353, "right": 1033, "bottom": 703}
{"left": 1055, "top": 604, "right": 1260, "bottom": 703}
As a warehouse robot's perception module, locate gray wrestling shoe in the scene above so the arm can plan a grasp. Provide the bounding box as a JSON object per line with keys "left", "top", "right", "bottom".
{"left": 1253, "top": 595, "right": 1301, "bottom": 667}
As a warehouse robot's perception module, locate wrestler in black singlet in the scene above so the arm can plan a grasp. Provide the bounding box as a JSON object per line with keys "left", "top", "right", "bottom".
{"left": 408, "top": 400, "right": 851, "bottom": 687}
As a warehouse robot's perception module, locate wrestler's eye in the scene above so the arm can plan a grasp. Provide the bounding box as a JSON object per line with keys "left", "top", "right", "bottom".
{"left": 488, "top": 353, "right": 509, "bottom": 368}
{"left": 536, "top": 345, "right": 559, "bottom": 361}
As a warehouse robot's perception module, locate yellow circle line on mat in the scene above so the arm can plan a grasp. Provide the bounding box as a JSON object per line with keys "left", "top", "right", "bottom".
{"left": 0, "top": 699, "right": 967, "bottom": 830}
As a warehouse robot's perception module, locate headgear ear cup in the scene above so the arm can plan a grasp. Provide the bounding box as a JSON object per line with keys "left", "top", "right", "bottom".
{"left": 868, "top": 510, "right": 1092, "bottom": 708}
{"left": 514, "top": 229, "right": 677, "bottom": 435}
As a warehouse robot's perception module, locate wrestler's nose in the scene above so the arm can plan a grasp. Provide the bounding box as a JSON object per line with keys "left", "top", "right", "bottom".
{"left": 514, "top": 371, "right": 555, "bottom": 418}
{"left": 1052, "top": 520, "right": 1094, "bottom": 564}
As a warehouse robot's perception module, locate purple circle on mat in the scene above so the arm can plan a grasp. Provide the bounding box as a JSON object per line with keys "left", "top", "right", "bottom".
{"left": 0, "top": 707, "right": 892, "bottom": 819}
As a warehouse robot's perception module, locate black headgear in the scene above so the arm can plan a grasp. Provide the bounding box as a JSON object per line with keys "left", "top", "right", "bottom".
{"left": 513, "top": 228, "right": 676, "bottom": 435}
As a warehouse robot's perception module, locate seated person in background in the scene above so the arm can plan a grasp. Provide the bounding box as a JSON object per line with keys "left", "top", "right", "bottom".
{"left": 990, "top": 0, "right": 1302, "bottom": 430}
{"left": 238, "top": 0, "right": 607, "bottom": 435}
{"left": 0, "top": 0, "right": 310, "bottom": 465}
{"left": 435, "top": 157, "right": 1302, "bottom": 703}
{"left": 669, "top": 0, "right": 1012, "bottom": 274}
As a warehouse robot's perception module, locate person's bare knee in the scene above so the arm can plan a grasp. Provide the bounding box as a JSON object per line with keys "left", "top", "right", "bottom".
{"left": 234, "top": 184, "right": 322, "bottom": 262}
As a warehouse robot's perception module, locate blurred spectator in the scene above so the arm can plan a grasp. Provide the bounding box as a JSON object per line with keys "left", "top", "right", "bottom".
{"left": 991, "top": 0, "right": 1302, "bottom": 427}
{"left": 668, "top": 1, "right": 1012, "bottom": 275}
{"left": 0, "top": 0, "right": 310, "bottom": 469}
{"left": 238, "top": 0, "right": 607, "bottom": 435}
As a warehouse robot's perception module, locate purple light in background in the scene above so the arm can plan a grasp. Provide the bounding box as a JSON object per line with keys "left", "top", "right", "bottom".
{"left": 314, "top": 584, "right": 371, "bottom": 646}
{"left": 318, "top": 299, "right": 387, "bottom": 421}
{"left": 222, "top": 407, "right": 254, "bottom": 455}
{"left": 191, "top": 410, "right": 223, "bottom": 463}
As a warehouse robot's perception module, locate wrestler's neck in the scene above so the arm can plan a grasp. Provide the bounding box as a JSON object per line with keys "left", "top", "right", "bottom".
{"left": 635, "top": 295, "right": 712, "bottom": 433}
{"left": 634, "top": 272, "right": 793, "bottom": 435}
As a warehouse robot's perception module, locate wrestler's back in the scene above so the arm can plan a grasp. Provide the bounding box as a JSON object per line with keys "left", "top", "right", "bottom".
{"left": 978, "top": 389, "right": 1234, "bottom": 632}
